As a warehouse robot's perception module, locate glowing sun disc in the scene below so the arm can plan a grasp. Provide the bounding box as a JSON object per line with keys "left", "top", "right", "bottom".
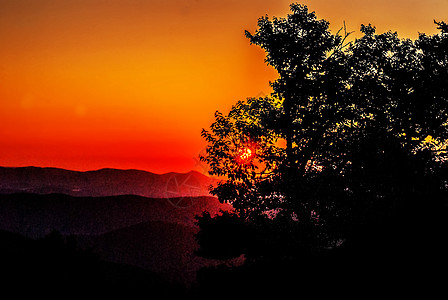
{"left": 238, "top": 148, "right": 253, "bottom": 161}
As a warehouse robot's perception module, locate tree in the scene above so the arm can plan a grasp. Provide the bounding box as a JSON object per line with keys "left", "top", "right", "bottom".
{"left": 197, "top": 2, "right": 448, "bottom": 264}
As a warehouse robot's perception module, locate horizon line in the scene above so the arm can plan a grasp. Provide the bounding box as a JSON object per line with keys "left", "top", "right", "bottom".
{"left": 0, "top": 165, "right": 209, "bottom": 177}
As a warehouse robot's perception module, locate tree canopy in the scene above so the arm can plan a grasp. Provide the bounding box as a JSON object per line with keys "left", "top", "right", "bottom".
{"left": 197, "top": 3, "right": 448, "bottom": 268}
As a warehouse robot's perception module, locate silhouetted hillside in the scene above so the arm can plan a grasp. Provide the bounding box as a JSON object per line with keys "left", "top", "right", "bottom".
{"left": 0, "top": 166, "right": 216, "bottom": 198}
{"left": 0, "top": 192, "right": 234, "bottom": 287}
{"left": 0, "top": 229, "right": 185, "bottom": 296}
{"left": 0, "top": 167, "right": 234, "bottom": 288}
{"left": 0, "top": 193, "right": 230, "bottom": 238}
{"left": 77, "top": 221, "right": 243, "bottom": 286}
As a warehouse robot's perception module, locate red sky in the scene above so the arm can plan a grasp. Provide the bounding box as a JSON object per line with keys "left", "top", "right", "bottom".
{"left": 1, "top": 0, "right": 447, "bottom": 173}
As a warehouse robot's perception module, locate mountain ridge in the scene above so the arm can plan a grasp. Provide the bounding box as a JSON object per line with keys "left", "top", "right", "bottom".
{"left": 0, "top": 166, "right": 229, "bottom": 287}
{"left": 0, "top": 165, "right": 204, "bottom": 176}
{"left": 0, "top": 193, "right": 230, "bottom": 238}
{"left": 0, "top": 192, "right": 235, "bottom": 286}
{"left": 0, "top": 166, "right": 217, "bottom": 198}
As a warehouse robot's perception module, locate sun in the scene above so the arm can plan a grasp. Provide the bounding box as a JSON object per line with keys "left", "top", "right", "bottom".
{"left": 237, "top": 147, "right": 253, "bottom": 162}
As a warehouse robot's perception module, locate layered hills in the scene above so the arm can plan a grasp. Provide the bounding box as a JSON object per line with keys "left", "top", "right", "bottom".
{"left": 0, "top": 167, "right": 236, "bottom": 287}
{"left": 0, "top": 166, "right": 215, "bottom": 199}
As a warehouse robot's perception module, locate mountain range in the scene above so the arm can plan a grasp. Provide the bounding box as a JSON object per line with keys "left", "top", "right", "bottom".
{"left": 0, "top": 166, "right": 236, "bottom": 287}
{"left": 0, "top": 166, "right": 216, "bottom": 199}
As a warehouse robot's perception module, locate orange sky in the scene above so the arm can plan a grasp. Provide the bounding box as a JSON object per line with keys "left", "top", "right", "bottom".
{"left": 1, "top": 0, "right": 447, "bottom": 173}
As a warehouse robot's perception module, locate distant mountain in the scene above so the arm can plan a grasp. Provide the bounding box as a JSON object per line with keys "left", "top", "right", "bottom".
{"left": 0, "top": 193, "right": 230, "bottom": 238}
{"left": 0, "top": 167, "right": 231, "bottom": 287}
{"left": 0, "top": 166, "right": 217, "bottom": 199}
{"left": 0, "top": 193, "right": 236, "bottom": 286}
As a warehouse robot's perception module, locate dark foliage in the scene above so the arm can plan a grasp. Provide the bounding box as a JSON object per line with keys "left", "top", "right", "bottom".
{"left": 195, "top": 2, "right": 448, "bottom": 294}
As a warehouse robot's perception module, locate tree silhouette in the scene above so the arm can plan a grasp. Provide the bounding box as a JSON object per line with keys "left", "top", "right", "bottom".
{"left": 196, "top": 2, "right": 448, "bottom": 293}
{"left": 200, "top": 3, "right": 354, "bottom": 252}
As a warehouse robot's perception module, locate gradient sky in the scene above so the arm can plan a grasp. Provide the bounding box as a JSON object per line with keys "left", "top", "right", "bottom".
{"left": 1, "top": 0, "right": 447, "bottom": 173}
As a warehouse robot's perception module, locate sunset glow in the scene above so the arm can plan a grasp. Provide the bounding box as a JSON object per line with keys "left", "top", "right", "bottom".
{"left": 238, "top": 148, "right": 253, "bottom": 162}
{"left": 1, "top": 0, "right": 447, "bottom": 173}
